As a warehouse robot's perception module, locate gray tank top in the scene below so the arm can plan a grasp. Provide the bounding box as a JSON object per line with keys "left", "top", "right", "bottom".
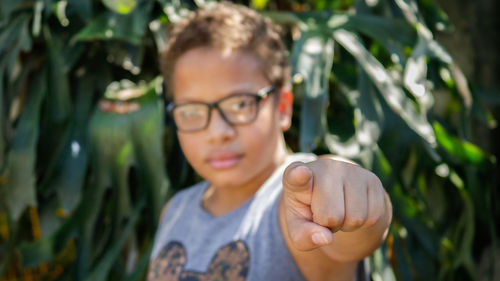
{"left": 149, "top": 153, "right": 369, "bottom": 281}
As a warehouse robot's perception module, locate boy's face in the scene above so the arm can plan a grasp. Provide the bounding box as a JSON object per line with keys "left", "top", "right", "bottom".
{"left": 172, "top": 47, "right": 292, "bottom": 191}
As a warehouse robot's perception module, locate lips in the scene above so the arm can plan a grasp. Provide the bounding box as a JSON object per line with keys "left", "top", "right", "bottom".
{"left": 206, "top": 151, "right": 243, "bottom": 170}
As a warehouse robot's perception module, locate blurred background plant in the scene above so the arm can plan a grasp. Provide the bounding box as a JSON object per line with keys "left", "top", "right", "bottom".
{"left": 0, "top": 0, "right": 498, "bottom": 280}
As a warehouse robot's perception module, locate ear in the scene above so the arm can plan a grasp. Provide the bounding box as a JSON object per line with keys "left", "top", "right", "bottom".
{"left": 277, "top": 88, "right": 293, "bottom": 131}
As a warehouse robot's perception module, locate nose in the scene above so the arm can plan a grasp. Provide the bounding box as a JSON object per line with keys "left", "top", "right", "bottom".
{"left": 206, "top": 108, "right": 236, "bottom": 143}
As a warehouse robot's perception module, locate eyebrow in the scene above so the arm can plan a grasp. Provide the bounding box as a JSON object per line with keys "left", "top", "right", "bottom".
{"left": 174, "top": 83, "right": 264, "bottom": 103}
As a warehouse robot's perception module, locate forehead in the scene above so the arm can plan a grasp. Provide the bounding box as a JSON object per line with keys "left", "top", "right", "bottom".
{"left": 172, "top": 47, "right": 268, "bottom": 103}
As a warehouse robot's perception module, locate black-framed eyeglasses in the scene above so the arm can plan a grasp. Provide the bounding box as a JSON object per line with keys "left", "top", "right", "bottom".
{"left": 166, "top": 85, "right": 277, "bottom": 133}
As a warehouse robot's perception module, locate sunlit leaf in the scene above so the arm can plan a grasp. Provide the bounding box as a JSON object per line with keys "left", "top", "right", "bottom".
{"left": 448, "top": 63, "right": 472, "bottom": 109}
{"left": 338, "top": 14, "right": 416, "bottom": 64}
{"left": 333, "top": 29, "right": 437, "bottom": 148}
{"left": 252, "top": 0, "right": 269, "bottom": 9}
{"left": 324, "top": 70, "right": 383, "bottom": 165}
{"left": 370, "top": 246, "right": 397, "bottom": 281}
{"left": 354, "top": 70, "right": 383, "bottom": 146}
{"left": 102, "top": 0, "right": 137, "bottom": 14}
{"left": 403, "top": 37, "right": 434, "bottom": 112}
{"left": 433, "top": 122, "right": 488, "bottom": 164}
{"left": 291, "top": 30, "right": 334, "bottom": 152}
{"left": 157, "top": 0, "right": 191, "bottom": 23}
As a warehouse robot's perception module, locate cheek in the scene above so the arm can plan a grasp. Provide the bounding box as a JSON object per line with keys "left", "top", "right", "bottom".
{"left": 241, "top": 109, "right": 280, "bottom": 150}
{"left": 177, "top": 133, "right": 203, "bottom": 164}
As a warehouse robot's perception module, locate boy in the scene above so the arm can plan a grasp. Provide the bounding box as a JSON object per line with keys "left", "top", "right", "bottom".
{"left": 148, "top": 2, "right": 392, "bottom": 281}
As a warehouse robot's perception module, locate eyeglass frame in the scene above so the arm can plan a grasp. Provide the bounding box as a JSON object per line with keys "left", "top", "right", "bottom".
{"left": 166, "top": 84, "right": 278, "bottom": 133}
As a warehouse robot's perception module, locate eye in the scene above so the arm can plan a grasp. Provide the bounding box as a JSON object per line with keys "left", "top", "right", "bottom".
{"left": 175, "top": 105, "right": 206, "bottom": 119}
{"left": 223, "top": 96, "right": 255, "bottom": 112}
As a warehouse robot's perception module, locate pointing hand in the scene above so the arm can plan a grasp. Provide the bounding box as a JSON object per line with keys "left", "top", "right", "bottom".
{"left": 282, "top": 159, "right": 387, "bottom": 251}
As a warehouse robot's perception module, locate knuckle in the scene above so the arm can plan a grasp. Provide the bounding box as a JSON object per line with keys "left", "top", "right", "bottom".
{"left": 327, "top": 215, "right": 344, "bottom": 227}
{"left": 313, "top": 213, "right": 344, "bottom": 228}
{"left": 364, "top": 216, "right": 378, "bottom": 227}
{"left": 368, "top": 173, "right": 383, "bottom": 188}
{"left": 344, "top": 216, "right": 365, "bottom": 229}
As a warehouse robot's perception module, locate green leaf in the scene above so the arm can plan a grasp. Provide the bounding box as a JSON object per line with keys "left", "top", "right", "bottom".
{"left": 0, "top": 69, "right": 5, "bottom": 169}
{"left": 339, "top": 14, "right": 416, "bottom": 64}
{"left": 129, "top": 80, "right": 169, "bottom": 221}
{"left": 123, "top": 244, "right": 153, "bottom": 281}
{"left": 252, "top": 0, "right": 269, "bottom": 10}
{"left": 46, "top": 78, "right": 93, "bottom": 213}
{"left": 67, "top": 0, "right": 93, "bottom": 22}
{"left": 0, "top": 70, "right": 46, "bottom": 220}
{"left": 370, "top": 246, "right": 397, "bottom": 281}
{"left": 0, "top": 14, "right": 32, "bottom": 75}
{"left": 156, "top": 0, "right": 191, "bottom": 23}
{"left": 74, "top": 0, "right": 153, "bottom": 45}
{"left": 102, "top": 0, "right": 137, "bottom": 14}
{"left": 45, "top": 29, "right": 72, "bottom": 124}
{"left": 0, "top": 0, "right": 22, "bottom": 25}
{"left": 332, "top": 29, "right": 437, "bottom": 149}
{"left": 418, "top": 0, "right": 451, "bottom": 33}
{"left": 19, "top": 235, "right": 55, "bottom": 267}
{"left": 291, "top": 30, "right": 334, "bottom": 152}
{"left": 433, "top": 122, "right": 488, "bottom": 164}
{"left": 354, "top": 70, "right": 383, "bottom": 146}
{"left": 324, "top": 70, "right": 383, "bottom": 165}
{"left": 82, "top": 199, "right": 143, "bottom": 281}
{"left": 403, "top": 37, "right": 434, "bottom": 112}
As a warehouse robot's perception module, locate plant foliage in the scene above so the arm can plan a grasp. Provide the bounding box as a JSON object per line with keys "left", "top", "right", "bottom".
{"left": 0, "top": 0, "right": 497, "bottom": 280}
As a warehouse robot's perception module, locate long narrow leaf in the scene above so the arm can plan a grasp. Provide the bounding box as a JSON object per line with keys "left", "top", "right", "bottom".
{"left": 433, "top": 122, "right": 488, "bottom": 164}
{"left": 1, "top": 70, "right": 46, "bottom": 220}
{"left": 291, "top": 30, "right": 334, "bottom": 152}
{"left": 83, "top": 199, "right": 143, "bottom": 281}
{"left": 333, "top": 29, "right": 437, "bottom": 149}
{"left": 403, "top": 37, "right": 434, "bottom": 112}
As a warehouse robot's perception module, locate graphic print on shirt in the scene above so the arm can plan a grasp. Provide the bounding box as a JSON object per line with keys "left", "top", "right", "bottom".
{"left": 148, "top": 240, "right": 250, "bottom": 281}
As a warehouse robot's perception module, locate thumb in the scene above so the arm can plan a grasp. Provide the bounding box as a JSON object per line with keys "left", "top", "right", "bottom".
{"left": 286, "top": 214, "right": 333, "bottom": 251}
{"left": 283, "top": 162, "right": 314, "bottom": 194}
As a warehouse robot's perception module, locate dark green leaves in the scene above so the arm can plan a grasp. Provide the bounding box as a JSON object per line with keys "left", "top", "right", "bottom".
{"left": 1, "top": 70, "right": 46, "bottom": 220}
{"left": 75, "top": 1, "right": 153, "bottom": 45}
{"left": 1, "top": 1, "right": 496, "bottom": 281}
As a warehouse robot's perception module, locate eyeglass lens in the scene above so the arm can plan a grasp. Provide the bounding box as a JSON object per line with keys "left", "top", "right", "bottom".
{"left": 172, "top": 94, "right": 259, "bottom": 132}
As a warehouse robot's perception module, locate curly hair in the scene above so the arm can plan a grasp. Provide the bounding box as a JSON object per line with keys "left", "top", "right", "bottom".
{"left": 160, "top": 2, "right": 290, "bottom": 97}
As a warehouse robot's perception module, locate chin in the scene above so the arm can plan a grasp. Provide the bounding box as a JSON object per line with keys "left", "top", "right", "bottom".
{"left": 208, "top": 175, "right": 250, "bottom": 189}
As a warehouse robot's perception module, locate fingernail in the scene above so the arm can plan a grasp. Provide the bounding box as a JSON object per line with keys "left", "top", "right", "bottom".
{"left": 311, "top": 232, "right": 330, "bottom": 245}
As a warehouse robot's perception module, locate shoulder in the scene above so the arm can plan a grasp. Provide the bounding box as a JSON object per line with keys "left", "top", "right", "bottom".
{"left": 283, "top": 153, "right": 317, "bottom": 167}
